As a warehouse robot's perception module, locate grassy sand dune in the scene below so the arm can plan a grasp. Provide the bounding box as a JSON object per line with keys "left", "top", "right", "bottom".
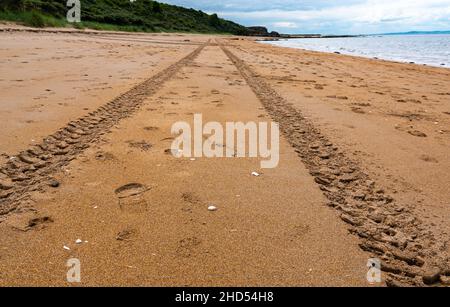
{"left": 0, "top": 0, "right": 249, "bottom": 34}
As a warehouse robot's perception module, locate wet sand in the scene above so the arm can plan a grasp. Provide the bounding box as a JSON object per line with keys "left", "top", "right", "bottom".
{"left": 0, "top": 27, "right": 449, "bottom": 286}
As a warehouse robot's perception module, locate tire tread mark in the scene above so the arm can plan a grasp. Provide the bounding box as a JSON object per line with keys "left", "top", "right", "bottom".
{"left": 0, "top": 43, "right": 206, "bottom": 216}
{"left": 220, "top": 43, "right": 446, "bottom": 287}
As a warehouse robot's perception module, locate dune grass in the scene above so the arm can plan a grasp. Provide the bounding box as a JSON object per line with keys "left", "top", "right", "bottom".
{"left": 0, "top": 10, "right": 66, "bottom": 28}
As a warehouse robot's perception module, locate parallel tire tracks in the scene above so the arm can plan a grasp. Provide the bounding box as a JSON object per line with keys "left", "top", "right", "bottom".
{"left": 0, "top": 43, "right": 206, "bottom": 217}
{"left": 220, "top": 43, "right": 448, "bottom": 287}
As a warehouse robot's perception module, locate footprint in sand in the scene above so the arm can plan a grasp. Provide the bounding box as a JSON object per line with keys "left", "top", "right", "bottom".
{"left": 116, "top": 228, "right": 138, "bottom": 241}
{"left": 287, "top": 224, "right": 311, "bottom": 242}
{"left": 95, "top": 151, "right": 116, "bottom": 161}
{"left": 181, "top": 192, "right": 201, "bottom": 204}
{"left": 419, "top": 155, "right": 438, "bottom": 163}
{"left": 115, "top": 183, "right": 150, "bottom": 213}
{"left": 176, "top": 237, "right": 201, "bottom": 258}
{"left": 181, "top": 192, "right": 201, "bottom": 213}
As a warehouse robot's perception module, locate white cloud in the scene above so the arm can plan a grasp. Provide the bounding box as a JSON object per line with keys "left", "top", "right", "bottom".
{"left": 214, "top": 0, "right": 450, "bottom": 34}
{"left": 272, "top": 22, "right": 298, "bottom": 28}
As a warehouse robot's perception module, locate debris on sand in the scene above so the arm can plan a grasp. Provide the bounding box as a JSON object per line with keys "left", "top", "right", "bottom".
{"left": 116, "top": 228, "right": 138, "bottom": 241}
{"left": 251, "top": 171, "right": 260, "bottom": 177}
{"left": 48, "top": 178, "right": 60, "bottom": 188}
{"left": 127, "top": 140, "right": 153, "bottom": 151}
{"left": 208, "top": 205, "right": 217, "bottom": 211}
{"left": 408, "top": 130, "right": 427, "bottom": 138}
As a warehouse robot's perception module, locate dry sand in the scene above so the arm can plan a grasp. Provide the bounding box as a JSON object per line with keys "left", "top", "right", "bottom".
{"left": 0, "top": 27, "right": 448, "bottom": 287}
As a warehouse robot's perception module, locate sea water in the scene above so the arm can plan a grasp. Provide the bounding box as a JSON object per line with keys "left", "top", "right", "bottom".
{"left": 262, "top": 35, "right": 450, "bottom": 68}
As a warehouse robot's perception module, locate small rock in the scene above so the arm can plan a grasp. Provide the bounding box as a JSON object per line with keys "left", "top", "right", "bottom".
{"left": 75, "top": 239, "right": 83, "bottom": 244}
{"left": 48, "top": 179, "right": 60, "bottom": 188}
{"left": 251, "top": 172, "right": 260, "bottom": 177}
{"left": 63, "top": 245, "right": 70, "bottom": 251}
{"left": 422, "top": 269, "right": 441, "bottom": 285}
{"left": 208, "top": 205, "right": 217, "bottom": 212}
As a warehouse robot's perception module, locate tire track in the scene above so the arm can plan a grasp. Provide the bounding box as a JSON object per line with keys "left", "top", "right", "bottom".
{"left": 220, "top": 43, "right": 448, "bottom": 287}
{"left": 0, "top": 43, "right": 206, "bottom": 217}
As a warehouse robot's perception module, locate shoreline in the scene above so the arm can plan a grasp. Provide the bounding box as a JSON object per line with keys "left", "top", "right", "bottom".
{"left": 260, "top": 37, "right": 450, "bottom": 69}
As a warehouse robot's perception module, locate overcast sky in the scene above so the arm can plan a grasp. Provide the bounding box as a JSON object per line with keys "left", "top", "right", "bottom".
{"left": 162, "top": 0, "right": 450, "bottom": 34}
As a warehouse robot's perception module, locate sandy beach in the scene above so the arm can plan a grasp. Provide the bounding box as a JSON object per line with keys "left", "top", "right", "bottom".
{"left": 0, "top": 27, "right": 449, "bottom": 287}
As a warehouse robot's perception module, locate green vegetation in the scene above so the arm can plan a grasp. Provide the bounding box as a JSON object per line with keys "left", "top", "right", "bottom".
{"left": 0, "top": 0, "right": 250, "bottom": 35}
